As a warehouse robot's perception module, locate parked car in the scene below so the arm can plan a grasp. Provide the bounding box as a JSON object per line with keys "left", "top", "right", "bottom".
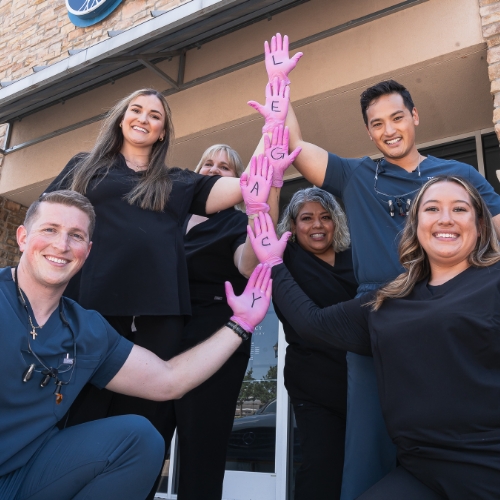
{"left": 226, "top": 400, "right": 302, "bottom": 471}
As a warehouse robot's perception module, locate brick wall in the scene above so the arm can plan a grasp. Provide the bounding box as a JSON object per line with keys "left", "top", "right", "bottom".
{"left": 480, "top": 0, "right": 500, "bottom": 139}
{"left": 0, "top": 196, "right": 26, "bottom": 268}
{"left": 0, "top": 1, "right": 184, "bottom": 266}
{"left": 0, "top": 0, "right": 187, "bottom": 82}
{"left": 0, "top": 124, "right": 24, "bottom": 268}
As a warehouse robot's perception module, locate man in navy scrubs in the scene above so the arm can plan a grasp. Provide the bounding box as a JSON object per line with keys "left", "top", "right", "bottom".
{"left": 0, "top": 190, "right": 271, "bottom": 500}
{"left": 285, "top": 79, "right": 500, "bottom": 499}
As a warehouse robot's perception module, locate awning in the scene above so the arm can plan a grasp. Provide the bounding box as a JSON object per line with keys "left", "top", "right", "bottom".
{"left": 0, "top": 0, "right": 304, "bottom": 124}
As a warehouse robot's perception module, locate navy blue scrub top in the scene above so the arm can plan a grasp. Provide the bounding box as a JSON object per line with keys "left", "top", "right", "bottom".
{"left": 322, "top": 154, "right": 500, "bottom": 286}
{"left": 0, "top": 267, "right": 133, "bottom": 477}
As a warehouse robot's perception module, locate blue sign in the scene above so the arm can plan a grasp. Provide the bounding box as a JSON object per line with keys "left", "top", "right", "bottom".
{"left": 66, "top": 0, "right": 125, "bottom": 27}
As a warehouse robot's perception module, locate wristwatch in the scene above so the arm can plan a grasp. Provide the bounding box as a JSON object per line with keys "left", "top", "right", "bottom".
{"left": 226, "top": 320, "right": 251, "bottom": 341}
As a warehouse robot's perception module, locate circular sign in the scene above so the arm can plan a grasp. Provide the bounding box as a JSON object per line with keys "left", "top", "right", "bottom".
{"left": 66, "top": 0, "right": 125, "bottom": 27}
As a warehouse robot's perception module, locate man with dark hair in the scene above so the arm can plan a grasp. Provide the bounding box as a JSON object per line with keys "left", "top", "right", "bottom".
{"left": 0, "top": 191, "right": 272, "bottom": 500}
{"left": 359, "top": 79, "right": 415, "bottom": 126}
{"left": 285, "top": 79, "right": 500, "bottom": 499}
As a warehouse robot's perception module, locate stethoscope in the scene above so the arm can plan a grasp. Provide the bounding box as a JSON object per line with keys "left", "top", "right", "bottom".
{"left": 373, "top": 158, "right": 425, "bottom": 217}
{"left": 15, "top": 266, "right": 77, "bottom": 404}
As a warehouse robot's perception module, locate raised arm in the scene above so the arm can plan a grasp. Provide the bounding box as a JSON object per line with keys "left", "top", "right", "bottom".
{"left": 106, "top": 264, "right": 272, "bottom": 400}
{"left": 272, "top": 264, "right": 371, "bottom": 355}
{"left": 205, "top": 177, "right": 243, "bottom": 213}
{"left": 248, "top": 212, "right": 371, "bottom": 354}
{"left": 286, "top": 104, "right": 329, "bottom": 187}
{"left": 264, "top": 33, "right": 303, "bottom": 85}
{"left": 235, "top": 154, "right": 273, "bottom": 277}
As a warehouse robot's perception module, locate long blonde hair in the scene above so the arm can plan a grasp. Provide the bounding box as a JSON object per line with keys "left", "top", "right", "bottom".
{"left": 371, "top": 175, "right": 500, "bottom": 311}
{"left": 66, "top": 89, "right": 175, "bottom": 212}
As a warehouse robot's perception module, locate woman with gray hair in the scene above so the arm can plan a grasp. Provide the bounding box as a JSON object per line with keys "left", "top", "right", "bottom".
{"left": 275, "top": 187, "right": 357, "bottom": 500}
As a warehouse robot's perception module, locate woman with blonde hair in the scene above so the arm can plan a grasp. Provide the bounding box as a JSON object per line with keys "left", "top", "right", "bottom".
{"left": 46, "top": 89, "right": 249, "bottom": 499}
{"left": 174, "top": 143, "right": 261, "bottom": 499}
{"left": 249, "top": 175, "right": 500, "bottom": 499}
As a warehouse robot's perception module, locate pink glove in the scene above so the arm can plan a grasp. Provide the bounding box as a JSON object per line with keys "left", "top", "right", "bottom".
{"left": 225, "top": 263, "right": 272, "bottom": 333}
{"left": 247, "top": 211, "right": 291, "bottom": 267}
{"left": 265, "top": 33, "right": 303, "bottom": 85}
{"left": 240, "top": 154, "right": 273, "bottom": 215}
{"left": 264, "top": 125, "right": 302, "bottom": 187}
{"left": 248, "top": 77, "right": 290, "bottom": 134}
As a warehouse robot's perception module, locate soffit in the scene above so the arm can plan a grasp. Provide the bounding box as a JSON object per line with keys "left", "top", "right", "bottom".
{"left": 0, "top": 0, "right": 304, "bottom": 123}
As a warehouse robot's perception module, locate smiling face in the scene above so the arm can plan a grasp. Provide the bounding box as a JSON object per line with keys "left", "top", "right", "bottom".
{"left": 291, "top": 201, "right": 335, "bottom": 259}
{"left": 417, "top": 181, "right": 479, "bottom": 274}
{"left": 198, "top": 151, "right": 237, "bottom": 178}
{"left": 17, "top": 202, "right": 92, "bottom": 292}
{"left": 120, "top": 94, "right": 166, "bottom": 151}
{"left": 366, "top": 93, "right": 419, "bottom": 161}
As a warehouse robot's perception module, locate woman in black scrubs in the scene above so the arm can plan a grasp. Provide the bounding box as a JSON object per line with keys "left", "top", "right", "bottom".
{"left": 251, "top": 176, "right": 500, "bottom": 500}
{"left": 274, "top": 187, "right": 357, "bottom": 500}
{"left": 174, "top": 144, "right": 259, "bottom": 500}
{"left": 45, "top": 89, "right": 245, "bottom": 499}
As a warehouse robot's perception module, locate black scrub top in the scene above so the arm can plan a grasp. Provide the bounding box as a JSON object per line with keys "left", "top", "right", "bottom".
{"left": 182, "top": 208, "right": 249, "bottom": 354}
{"left": 272, "top": 263, "right": 500, "bottom": 497}
{"left": 274, "top": 242, "right": 357, "bottom": 410}
{"left": 46, "top": 154, "right": 219, "bottom": 316}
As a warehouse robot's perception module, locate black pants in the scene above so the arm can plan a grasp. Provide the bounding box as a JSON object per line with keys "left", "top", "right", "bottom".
{"left": 357, "top": 466, "right": 444, "bottom": 499}
{"left": 171, "top": 297, "right": 250, "bottom": 500}
{"left": 292, "top": 399, "right": 346, "bottom": 500}
{"left": 64, "top": 315, "right": 184, "bottom": 500}
{"left": 174, "top": 350, "right": 249, "bottom": 500}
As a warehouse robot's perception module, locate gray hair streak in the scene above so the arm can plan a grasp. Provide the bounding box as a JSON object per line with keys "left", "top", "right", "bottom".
{"left": 277, "top": 187, "right": 350, "bottom": 252}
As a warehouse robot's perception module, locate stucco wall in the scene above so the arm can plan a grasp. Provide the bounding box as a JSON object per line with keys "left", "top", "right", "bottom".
{"left": 0, "top": 0, "right": 493, "bottom": 205}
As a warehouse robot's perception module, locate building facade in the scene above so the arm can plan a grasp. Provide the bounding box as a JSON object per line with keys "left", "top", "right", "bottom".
{"left": 1, "top": 0, "right": 500, "bottom": 498}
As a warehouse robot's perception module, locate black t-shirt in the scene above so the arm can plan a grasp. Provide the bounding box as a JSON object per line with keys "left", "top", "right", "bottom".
{"left": 184, "top": 208, "right": 248, "bottom": 301}
{"left": 272, "top": 263, "right": 500, "bottom": 496}
{"left": 274, "top": 242, "right": 357, "bottom": 409}
{"left": 182, "top": 209, "right": 249, "bottom": 354}
{"left": 46, "top": 154, "right": 218, "bottom": 316}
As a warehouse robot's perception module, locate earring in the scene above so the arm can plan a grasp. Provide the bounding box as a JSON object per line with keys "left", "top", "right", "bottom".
{"left": 119, "top": 123, "right": 122, "bottom": 128}
{"left": 159, "top": 136, "right": 164, "bottom": 142}
{"left": 291, "top": 233, "right": 296, "bottom": 242}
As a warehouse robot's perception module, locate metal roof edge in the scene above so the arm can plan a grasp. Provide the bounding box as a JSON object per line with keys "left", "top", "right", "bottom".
{"left": 0, "top": 0, "right": 241, "bottom": 107}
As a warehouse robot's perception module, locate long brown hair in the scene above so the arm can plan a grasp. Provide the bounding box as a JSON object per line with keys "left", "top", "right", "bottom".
{"left": 67, "top": 89, "right": 175, "bottom": 211}
{"left": 371, "top": 175, "right": 500, "bottom": 311}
